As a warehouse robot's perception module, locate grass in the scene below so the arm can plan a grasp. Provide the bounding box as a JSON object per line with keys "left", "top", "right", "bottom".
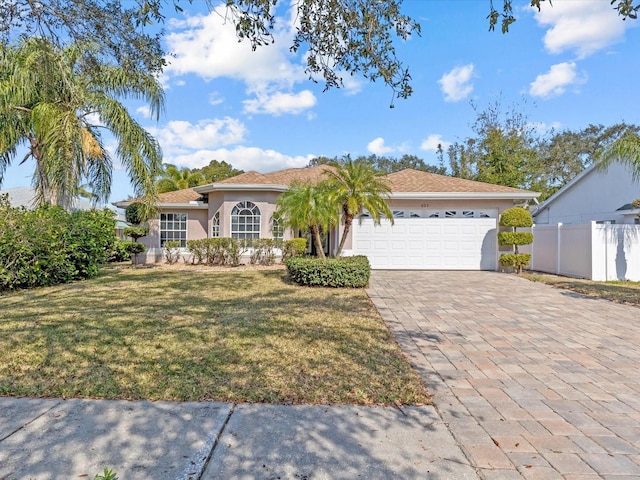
{"left": 521, "top": 272, "right": 640, "bottom": 307}
{"left": 0, "top": 267, "right": 430, "bottom": 405}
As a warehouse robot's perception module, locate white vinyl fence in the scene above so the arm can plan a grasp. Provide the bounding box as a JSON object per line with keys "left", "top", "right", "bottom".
{"left": 527, "top": 222, "right": 640, "bottom": 281}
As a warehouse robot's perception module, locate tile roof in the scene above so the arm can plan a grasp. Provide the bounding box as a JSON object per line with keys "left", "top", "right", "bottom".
{"left": 156, "top": 188, "right": 204, "bottom": 203}
{"left": 386, "top": 169, "right": 535, "bottom": 194}
{"left": 114, "top": 166, "right": 537, "bottom": 207}
{"left": 216, "top": 164, "right": 335, "bottom": 186}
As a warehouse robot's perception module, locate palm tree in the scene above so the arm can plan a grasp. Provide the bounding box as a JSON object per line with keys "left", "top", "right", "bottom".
{"left": 275, "top": 181, "right": 338, "bottom": 259}
{"left": 156, "top": 164, "right": 206, "bottom": 193}
{"left": 598, "top": 131, "right": 640, "bottom": 181}
{"left": 324, "top": 158, "right": 393, "bottom": 257}
{"left": 0, "top": 37, "right": 163, "bottom": 211}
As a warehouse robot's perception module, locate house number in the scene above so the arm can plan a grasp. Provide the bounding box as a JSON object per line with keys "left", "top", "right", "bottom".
{"left": 421, "top": 203, "right": 429, "bottom": 207}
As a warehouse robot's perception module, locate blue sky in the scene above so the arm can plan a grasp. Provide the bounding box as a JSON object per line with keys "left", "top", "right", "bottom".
{"left": 2, "top": 0, "right": 639, "bottom": 204}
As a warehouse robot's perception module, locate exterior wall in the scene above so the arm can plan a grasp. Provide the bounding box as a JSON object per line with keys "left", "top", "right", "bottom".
{"left": 529, "top": 222, "right": 640, "bottom": 281}
{"left": 142, "top": 207, "right": 208, "bottom": 262}
{"left": 207, "top": 191, "right": 286, "bottom": 239}
{"left": 534, "top": 162, "right": 640, "bottom": 225}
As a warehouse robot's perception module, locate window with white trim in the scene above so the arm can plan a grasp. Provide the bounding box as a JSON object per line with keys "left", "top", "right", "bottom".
{"left": 160, "top": 213, "right": 187, "bottom": 247}
{"left": 272, "top": 215, "right": 284, "bottom": 240}
{"left": 231, "top": 201, "right": 260, "bottom": 239}
{"left": 212, "top": 211, "right": 220, "bottom": 237}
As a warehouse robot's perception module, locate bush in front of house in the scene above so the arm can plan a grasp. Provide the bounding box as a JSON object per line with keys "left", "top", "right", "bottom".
{"left": 246, "top": 238, "right": 279, "bottom": 265}
{"left": 0, "top": 198, "right": 116, "bottom": 290}
{"left": 285, "top": 255, "right": 371, "bottom": 288}
{"left": 498, "top": 206, "right": 534, "bottom": 274}
{"left": 185, "top": 238, "right": 306, "bottom": 266}
{"left": 107, "top": 238, "right": 131, "bottom": 262}
{"left": 283, "top": 238, "right": 307, "bottom": 260}
{"left": 163, "top": 240, "right": 181, "bottom": 264}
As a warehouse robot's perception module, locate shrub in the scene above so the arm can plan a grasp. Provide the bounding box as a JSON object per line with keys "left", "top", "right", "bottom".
{"left": 283, "top": 238, "right": 307, "bottom": 260}
{"left": 498, "top": 207, "right": 533, "bottom": 274}
{"left": 248, "top": 238, "right": 279, "bottom": 265}
{"left": 499, "top": 207, "right": 533, "bottom": 228}
{"left": 499, "top": 253, "right": 532, "bottom": 271}
{"left": 107, "top": 238, "right": 131, "bottom": 263}
{"left": 123, "top": 241, "right": 146, "bottom": 264}
{"left": 123, "top": 225, "right": 149, "bottom": 241}
{"left": 125, "top": 202, "right": 146, "bottom": 225}
{"left": 285, "top": 255, "right": 371, "bottom": 288}
{"left": 497, "top": 231, "right": 534, "bottom": 246}
{"left": 186, "top": 239, "right": 207, "bottom": 264}
{"left": 0, "top": 201, "right": 116, "bottom": 290}
{"left": 164, "top": 240, "right": 181, "bottom": 264}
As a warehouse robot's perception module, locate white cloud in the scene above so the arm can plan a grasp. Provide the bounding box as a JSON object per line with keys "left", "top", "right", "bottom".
{"left": 529, "top": 62, "right": 586, "bottom": 98}
{"left": 148, "top": 118, "right": 247, "bottom": 159}
{"left": 420, "top": 134, "right": 451, "bottom": 152}
{"left": 438, "top": 64, "right": 474, "bottom": 102}
{"left": 136, "top": 106, "right": 153, "bottom": 119}
{"left": 208, "top": 92, "right": 225, "bottom": 106}
{"left": 533, "top": 1, "right": 630, "bottom": 58}
{"left": 169, "top": 146, "right": 314, "bottom": 172}
{"left": 243, "top": 88, "right": 317, "bottom": 115}
{"left": 145, "top": 115, "right": 313, "bottom": 173}
{"left": 367, "top": 137, "right": 394, "bottom": 155}
{"left": 165, "top": 9, "right": 304, "bottom": 85}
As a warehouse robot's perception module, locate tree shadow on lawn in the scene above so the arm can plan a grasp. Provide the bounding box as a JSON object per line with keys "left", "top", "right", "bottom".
{"left": 0, "top": 269, "right": 429, "bottom": 404}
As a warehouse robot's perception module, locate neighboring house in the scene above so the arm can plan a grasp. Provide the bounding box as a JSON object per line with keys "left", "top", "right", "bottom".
{"left": 0, "top": 186, "right": 93, "bottom": 211}
{"left": 533, "top": 160, "right": 640, "bottom": 225}
{"left": 113, "top": 165, "right": 539, "bottom": 270}
{"left": 528, "top": 161, "right": 640, "bottom": 281}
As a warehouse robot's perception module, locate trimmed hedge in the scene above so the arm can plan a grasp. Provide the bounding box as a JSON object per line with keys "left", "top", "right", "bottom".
{"left": 498, "top": 231, "right": 534, "bottom": 246}
{"left": 283, "top": 238, "right": 307, "bottom": 260}
{"left": 285, "top": 256, "right": 371, "bottom": 288}
{"left": 499, "top": 207, "right": 533, "bottom": 228}
{"left": 0, "top": 200, "right": 116, "bottom": 290}
{"left": 499, "top": 253, "right": 532, "bottom": 271}
{"left": 185, "top": 237, "right": 307, "bottom": 266}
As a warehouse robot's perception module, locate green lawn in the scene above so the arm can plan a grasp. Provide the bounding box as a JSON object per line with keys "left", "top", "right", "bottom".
{"left": 0, "top": 267, "right": 430, "bottom": 405}
{"left": 522, "top": 272, "right": 640, "bottom": 307}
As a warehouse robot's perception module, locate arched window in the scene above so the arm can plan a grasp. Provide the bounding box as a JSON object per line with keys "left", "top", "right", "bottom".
{"left": 231, "top": 201, "right": 260, "bottom": 239}
{"left": 272, "top": 214, "right": 284, "bottom": 241}
{"left": 211, "top": 211, "right": 220, "bottom": 237}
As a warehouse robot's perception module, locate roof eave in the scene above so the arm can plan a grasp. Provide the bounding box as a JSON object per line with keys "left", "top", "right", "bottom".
{"left": 390, "top": 192, "right": 540, "bottom": 200}
{"left": 195, "top": 183, "right": 289, "bottom": 193}
{"left": 112, "top": 201, "right": 207, "bottom": 209}
{"left": 532, "top": 163, "right": 599, "bottom": 216}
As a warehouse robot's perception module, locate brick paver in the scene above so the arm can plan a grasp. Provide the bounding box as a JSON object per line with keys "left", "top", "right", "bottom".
{"left": 367, "top": 271, "right": 640, "bottom": 479}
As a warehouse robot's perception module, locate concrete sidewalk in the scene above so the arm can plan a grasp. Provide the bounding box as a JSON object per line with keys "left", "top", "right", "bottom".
{"left": 0, "top": 398, "right": 478, "bottom": 480}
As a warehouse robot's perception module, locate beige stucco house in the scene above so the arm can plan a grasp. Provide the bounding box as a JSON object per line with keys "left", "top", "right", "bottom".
{"left": 114, "top": 165, "right": 539, "bottom": 270}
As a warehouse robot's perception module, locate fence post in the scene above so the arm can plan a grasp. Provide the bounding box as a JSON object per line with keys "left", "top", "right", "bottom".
{"left": 598, "top": 221, "right": 607, "bottom": 282}
{"left": 530, "top": 224, "right": 535, "bottom": 271}
{"left": 556, "top": 223, "right": 562, "bottom": 275}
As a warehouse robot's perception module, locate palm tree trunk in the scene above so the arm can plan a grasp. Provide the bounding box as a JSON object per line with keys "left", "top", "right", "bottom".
{"left": 311, "top": 225, "right": 326, "bottom": 259}
{"left": 335, "top": 214, "right": 353, "bottom": 257}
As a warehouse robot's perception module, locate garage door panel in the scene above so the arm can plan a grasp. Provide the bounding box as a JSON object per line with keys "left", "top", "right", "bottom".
{"left": 353, "top": 218, "right": 497, "bottom": 271}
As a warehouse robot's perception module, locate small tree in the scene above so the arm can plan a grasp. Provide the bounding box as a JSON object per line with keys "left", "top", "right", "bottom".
{"left": 124, "top": 202, "right": 149, "bottom": 265}
{"left": 498, "top": 207, "right": 534, "bottom": 274}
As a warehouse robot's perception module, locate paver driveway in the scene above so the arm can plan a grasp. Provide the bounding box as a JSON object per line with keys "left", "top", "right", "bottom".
{"left": 368, "top": 271, "right": 640, "bottom": 480}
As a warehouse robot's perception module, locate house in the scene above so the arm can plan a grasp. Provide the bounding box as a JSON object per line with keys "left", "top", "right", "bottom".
{"left": 113, "top": 165, "right": 539, "bottom": 270}
{"left": 533, "top": 160, "right": 640, "bottom": 225}
{"left": 0, "top": 186, "right": 94, "bottom": 211}
{"left": 528, "top": 160, "right": 640, "bottom": 281}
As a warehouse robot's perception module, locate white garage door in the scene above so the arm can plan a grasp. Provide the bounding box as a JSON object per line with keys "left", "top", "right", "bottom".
{"left": 353, "top": 217, "right": 497, "bottom": 270}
